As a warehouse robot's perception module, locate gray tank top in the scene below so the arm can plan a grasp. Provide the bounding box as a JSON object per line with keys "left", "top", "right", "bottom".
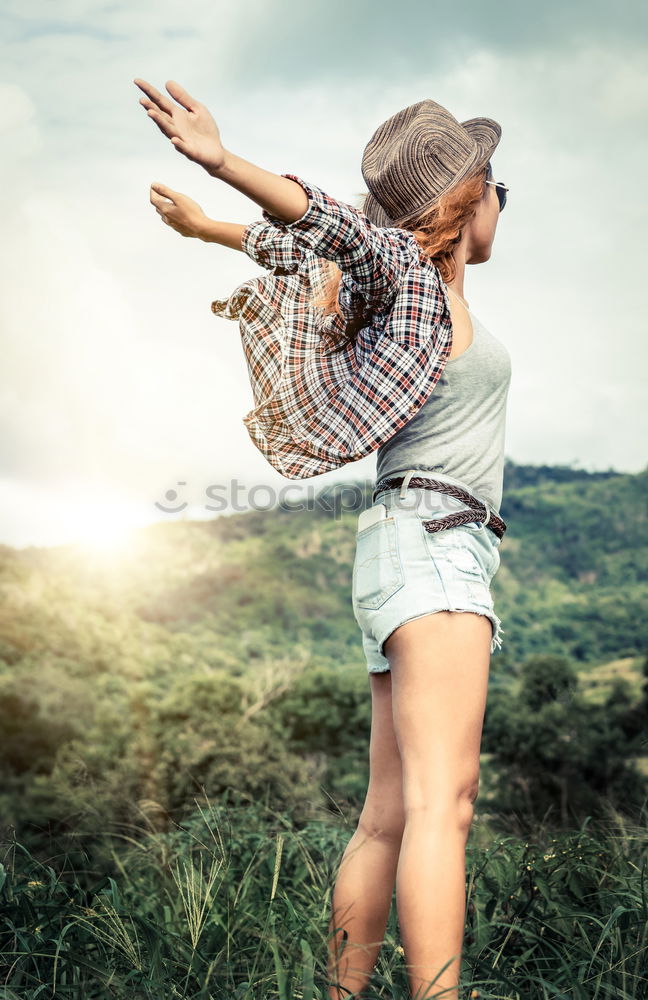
{"left": 375, "top": 309, "right": 512, "bottom": 514}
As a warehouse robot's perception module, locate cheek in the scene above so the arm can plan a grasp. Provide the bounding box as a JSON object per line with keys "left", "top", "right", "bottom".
{"left": 478, "top": 214, "right": 497, "bottom": 244}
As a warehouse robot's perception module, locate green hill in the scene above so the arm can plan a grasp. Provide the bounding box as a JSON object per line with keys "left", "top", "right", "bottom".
{"left": 0, "top": 459, "right": 646, "bottom": 858}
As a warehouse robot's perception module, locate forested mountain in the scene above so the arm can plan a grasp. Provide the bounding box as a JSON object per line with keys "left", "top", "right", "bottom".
{"left": 0, "top": 459, "right": 646, "bottom": 855}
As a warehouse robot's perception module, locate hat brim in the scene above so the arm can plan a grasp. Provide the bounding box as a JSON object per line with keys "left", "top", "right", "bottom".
{"left": 362, "top": 117, "right": 501, "bottom": 229}
{"left": 460, "top": 116, "right": 501, "bottom": 169}
{"left": 361, "top": 191, "right": 397, "bottom": 229}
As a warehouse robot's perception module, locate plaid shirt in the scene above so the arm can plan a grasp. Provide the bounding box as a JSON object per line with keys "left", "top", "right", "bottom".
{"left": 210, "top": 173, "right": 453, "bottom": 479}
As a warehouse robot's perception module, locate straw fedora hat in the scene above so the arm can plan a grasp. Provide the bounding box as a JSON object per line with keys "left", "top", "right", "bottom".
{"left": 361, "top": 99, "right": 502, "bottom": 228}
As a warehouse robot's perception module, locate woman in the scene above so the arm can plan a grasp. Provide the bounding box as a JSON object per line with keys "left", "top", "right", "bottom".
{"left": 134, "top": 78, "right": 511, "bottom": 1000}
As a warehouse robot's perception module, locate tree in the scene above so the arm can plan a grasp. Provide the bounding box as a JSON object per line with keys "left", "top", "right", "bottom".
{"left": 483, "top": 655, "right": 648, "bottom": 829}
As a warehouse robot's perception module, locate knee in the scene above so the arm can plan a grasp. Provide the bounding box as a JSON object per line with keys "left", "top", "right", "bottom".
{"left": 357, "top": 808, "right": 406, "bottom": 845}
{"left": 405, "top": 775, "right": 480, "bottom": 833}
{"left": 457, "top": 780, "right": 479, "bottom": 833}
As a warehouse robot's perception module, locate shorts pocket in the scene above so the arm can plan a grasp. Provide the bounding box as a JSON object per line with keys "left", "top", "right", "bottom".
{"left": 456, "top": 523, "right": 502, "bottom": 579}
{"left": 456, "top": 518, "right": 487, "bottom": 533}
{"left": 353, "top": 516, "right": 405, "bottom": 611}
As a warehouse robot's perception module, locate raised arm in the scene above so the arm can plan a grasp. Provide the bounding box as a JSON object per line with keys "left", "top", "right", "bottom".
{"left": 147, "top": 182, "right": 248, "bottom": 251}
{"left": 200, "top": 218, "right": 249, "bottom": 251}
{"left": 134, "top": 78, "right": 309, "bottom": 222}
{"left": 134, "top": 78, "right": 412, "bottom": 301}
{"left": 201, "top": 216, "right": 307, "bottom": 272}
{"left": 208, "top": 150, "right": 411, "bottom": 300}
{"left": 146, "top": 179, "right": 307, "bottom": 274}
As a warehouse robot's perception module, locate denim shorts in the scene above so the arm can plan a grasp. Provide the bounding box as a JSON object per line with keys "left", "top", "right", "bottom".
{"left": 352, "top": 476, "right": 505, "bottom": 674}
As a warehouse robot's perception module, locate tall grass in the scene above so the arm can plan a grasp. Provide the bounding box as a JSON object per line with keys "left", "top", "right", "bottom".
{"left": 1, "top": 794, "right": 646, "bottom": 999}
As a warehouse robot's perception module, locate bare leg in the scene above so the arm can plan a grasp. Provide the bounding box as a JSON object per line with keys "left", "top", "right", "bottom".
{"left": 327, "top": 671, "right": 405, "bottom": 999}
{"left": 386, "top": 610, "right": 492, "bottom": 999}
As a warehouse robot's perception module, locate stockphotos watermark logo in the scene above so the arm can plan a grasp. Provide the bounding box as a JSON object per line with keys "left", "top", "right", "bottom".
{"left": 153, "top": 478, "right": 471, "bottom": 518}
{"left": 153, "top": 479, "right": 370, "bottom": 517}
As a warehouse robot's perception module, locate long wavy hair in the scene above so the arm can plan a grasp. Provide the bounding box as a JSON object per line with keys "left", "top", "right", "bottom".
{"left": 312, "top": 160, "right": 494, "bottom": 353}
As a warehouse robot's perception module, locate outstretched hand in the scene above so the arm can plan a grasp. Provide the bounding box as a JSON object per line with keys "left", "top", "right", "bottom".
{"left": 134, "top": 78, "right": 227, "bottom": 174}
{"left": 149, "top": 183, "right": 208, "bottom": 239}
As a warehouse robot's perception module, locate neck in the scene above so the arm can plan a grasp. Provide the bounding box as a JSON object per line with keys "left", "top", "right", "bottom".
{"left": 447, "top": 241, "right": 468, "bottom": 302}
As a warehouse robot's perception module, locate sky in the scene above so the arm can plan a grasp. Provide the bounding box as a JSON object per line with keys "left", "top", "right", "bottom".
{"left": 1, "top": 0, "right": 647, "bottom": 548}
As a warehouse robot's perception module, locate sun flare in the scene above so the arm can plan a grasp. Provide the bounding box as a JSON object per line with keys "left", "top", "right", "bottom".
{"left": 66, "top": 505, "right": 141, "bottom": 555}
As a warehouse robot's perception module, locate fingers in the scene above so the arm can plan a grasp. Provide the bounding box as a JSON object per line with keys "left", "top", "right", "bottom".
{"left": 139, "top": 95, "right": 166, "bottom": 117}
{"left": 150, "top": 183, "right": 177, "bottom": 207}
{"left": 133, "top": 78, "right": 175, "bottom": 116}
{"left": 165, "top": 80, "right": 198, "bottom": 112}
{"left": 133, "top": 78, "right": 199, "bottom": 116}
{"left": 143, "top": 106, "right": 178, "bottom": 142}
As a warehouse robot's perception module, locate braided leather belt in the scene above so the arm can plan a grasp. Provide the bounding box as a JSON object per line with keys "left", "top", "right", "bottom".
{"left": 372, "top": 474, "right": 507, "bottom": 540}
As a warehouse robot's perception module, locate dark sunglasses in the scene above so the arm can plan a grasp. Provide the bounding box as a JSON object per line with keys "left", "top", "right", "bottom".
{"left": 485, "top": 178, "right": 508, "bottom": 212}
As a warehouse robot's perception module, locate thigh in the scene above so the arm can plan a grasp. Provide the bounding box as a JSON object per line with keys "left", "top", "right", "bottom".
{"left": 385, "top": 611, "right": 491, "bottom": 811}
{"left": 358, "top": 671, "right": 405, "bottom": 840}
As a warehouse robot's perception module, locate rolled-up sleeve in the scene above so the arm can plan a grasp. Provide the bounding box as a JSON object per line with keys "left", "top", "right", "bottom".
{"left": 261, "top": 173, "right": 411, "bottom": 306}
{"left": 241, "top": 220, "right": 306, "bottom": 274}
